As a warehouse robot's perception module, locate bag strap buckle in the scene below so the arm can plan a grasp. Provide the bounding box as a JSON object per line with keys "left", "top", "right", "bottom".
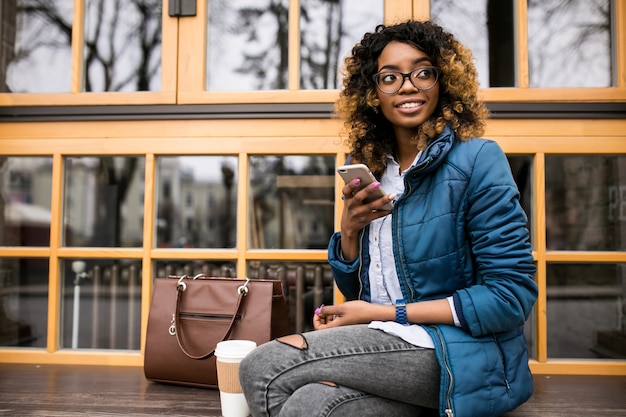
{"left": 176, "top": 276, "right": 188, "bottom": 292}
{"left": 237, "top": 278, "right": 250, "bottom": 296}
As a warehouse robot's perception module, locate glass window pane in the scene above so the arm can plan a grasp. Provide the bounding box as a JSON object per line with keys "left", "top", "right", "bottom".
{"left": 299, "top": 0, "right": 384, "bottom": 89}
{"left": 0, "top": 157, "right": 53, "bottom": 247}
{"left": 0, "top": 257, "right": 48, "bottom": 348}
{"left": 0, "top": 0, "right": 74, "bottom": 93}
{"left": 154, "top": 260, "right": 237, "bottom": 279}
{"left": 528, "top": 0, "right": 612, "bottom": 88}
{"left": 155, "top": 156, "right": 238, "bottom": 249}
{"left": 547, "top": 263, "right": 625, "bottom": 359}
{"left": 248, "top": 155, "right": 335, "bottom": 249}
{"left": 63, "top": 157, "right": 145, "bottom": 248}
{"left": 507, "top": 155, "right": 533, "bottom": 230}
{"left": 83, "top": 0, "right": 162, "bottom": 92}
{"left": 1, "top": 0, "right": 73, "bottom": 93}
{"left": 546, "top": 155, "right": 626, "bottom": 251}
{"left": 506, "top": 156, "right": 535, "bottom": 357}
{"left": 248, "top": 261, "right": 334, "bottom": 333}
{"left": 431, "top": 0, "right": 516, "bottom": 87}
{"left": 524, "top": 303, "right": 537, "bottom": 360}
{"left": 206, "top": 0, "right": 289, "bottom": 91}
{"left": 60, "top": 259, "right": 141, "bottom": 350}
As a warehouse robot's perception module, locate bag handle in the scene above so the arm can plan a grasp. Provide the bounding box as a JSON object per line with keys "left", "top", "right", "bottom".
{"left": 170, "top": 275, "right": 250, "bottom": 360}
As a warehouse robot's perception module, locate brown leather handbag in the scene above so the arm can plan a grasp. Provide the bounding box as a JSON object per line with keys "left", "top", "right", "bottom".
{"left": 144, "top": 275, "right": 289, "bottom": 389}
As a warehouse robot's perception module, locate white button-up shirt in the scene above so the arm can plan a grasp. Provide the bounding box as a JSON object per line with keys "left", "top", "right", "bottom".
{"left": 367, "top": 152, "right": 460, "bottom": 348}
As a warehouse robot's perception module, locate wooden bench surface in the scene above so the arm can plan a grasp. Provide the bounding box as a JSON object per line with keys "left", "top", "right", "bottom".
{"left": 0, "top": 363, "right": 624, "bottom": 416}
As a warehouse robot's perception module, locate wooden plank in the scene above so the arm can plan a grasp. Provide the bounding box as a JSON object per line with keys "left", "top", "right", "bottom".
{"left": 0, "top": 364, "right": 624, "bottom": 416}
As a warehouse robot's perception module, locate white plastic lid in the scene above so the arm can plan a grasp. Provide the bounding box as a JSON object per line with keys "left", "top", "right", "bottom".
{"left": 215, "top": 340, "right": 257, "bottom": 360}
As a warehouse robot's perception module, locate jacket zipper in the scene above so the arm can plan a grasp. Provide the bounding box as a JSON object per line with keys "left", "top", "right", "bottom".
{"left": 394, "top": 156, "right": 433, "bottom": 301}
{"left": 357, "top": 228, "right": 365, "bottom": 300}
{"left": 433, "top": 326, "right": 455, "bottom": 417}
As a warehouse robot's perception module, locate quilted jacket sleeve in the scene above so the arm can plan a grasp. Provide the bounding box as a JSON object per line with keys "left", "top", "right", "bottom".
{"left": 454, "top": 141, "right": 537, "bottom": 337}
{"left": 327, "top": 231, "right": 362, "bottom": 301}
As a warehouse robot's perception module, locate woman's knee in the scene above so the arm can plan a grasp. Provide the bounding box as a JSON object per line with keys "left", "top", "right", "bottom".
{"left": 238, "top": 341, "right": 270, "bottom": 388}
{"left": 239, "top": 337, "right": 302, "bottom": 390}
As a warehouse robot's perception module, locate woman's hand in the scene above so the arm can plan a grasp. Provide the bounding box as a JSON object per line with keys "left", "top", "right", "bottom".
{"left": 313, "top": 301, "right": 393, "bottom": 330}
{"left": 340, "top": 179, "right": 395, "bottom": 259}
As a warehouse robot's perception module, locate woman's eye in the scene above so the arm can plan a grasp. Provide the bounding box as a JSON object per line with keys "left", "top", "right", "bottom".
{"left": 415, "top": 68, "right": 433, "bottom": 79}
{"left": 381, "top": 73, "right": 398, "bottom": 84}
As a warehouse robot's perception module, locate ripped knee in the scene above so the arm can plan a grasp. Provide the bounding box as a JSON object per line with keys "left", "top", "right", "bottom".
{"left": 276, "top": 334, "right": 308, "bottom": 350}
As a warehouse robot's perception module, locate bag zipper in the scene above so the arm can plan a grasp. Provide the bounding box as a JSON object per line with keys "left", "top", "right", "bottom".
{"left": 179, "top": 312, "right": 241, "bottom": 321}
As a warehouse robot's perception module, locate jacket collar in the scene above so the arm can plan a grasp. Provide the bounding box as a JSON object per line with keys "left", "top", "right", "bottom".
{"left": 407, "top": 124, "right": 455, "bottom": 176}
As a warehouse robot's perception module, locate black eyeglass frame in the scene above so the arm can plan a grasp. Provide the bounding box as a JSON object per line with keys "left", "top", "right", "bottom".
{"left": 372, "top": 66, "right": 441, "bottom": 94}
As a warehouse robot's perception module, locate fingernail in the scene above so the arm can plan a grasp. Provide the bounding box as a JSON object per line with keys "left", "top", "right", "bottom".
{"left": 388, "top": 193, "right": 397, "bottom": 200}
{"left": 372, "top": 182, "right": 380, "bottom": 189}
{"left": 314, "top": 304, "right": 324, "bottom": 315}
{"left": 353, "top": 178, "right": 361, "bottom": 186}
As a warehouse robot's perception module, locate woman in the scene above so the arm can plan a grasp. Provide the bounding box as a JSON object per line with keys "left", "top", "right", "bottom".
{"left": 239, "top": 20, "right": 537, "bottom": 417}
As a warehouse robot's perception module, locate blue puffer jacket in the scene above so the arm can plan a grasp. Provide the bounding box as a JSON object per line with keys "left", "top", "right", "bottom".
{"left": 327, "top": 126, "right": 538, "bottom": 417}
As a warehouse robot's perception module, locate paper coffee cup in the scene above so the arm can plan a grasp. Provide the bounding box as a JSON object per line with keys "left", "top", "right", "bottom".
{"left": 215, "top": 340, "right": 257, "bottom": 417}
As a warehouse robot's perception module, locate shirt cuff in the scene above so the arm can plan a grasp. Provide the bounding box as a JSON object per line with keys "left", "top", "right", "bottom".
{"left": 447, "top": 296, "right": 461, "bottom": 327}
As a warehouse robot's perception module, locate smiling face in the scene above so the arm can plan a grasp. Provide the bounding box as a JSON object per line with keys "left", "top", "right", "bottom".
{"left": 375, "top": 41, "right": 440, "bottom": 139}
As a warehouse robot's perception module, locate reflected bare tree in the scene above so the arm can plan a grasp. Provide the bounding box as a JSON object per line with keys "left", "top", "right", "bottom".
{"left": 300, "top": 0, "right": 343, "bottom": 89}
{"left": 4, "top": 0, "right": 161, "bottom": 92}
{"left": 0, "top": 158, "right": 6, "bottom": 246}
{"left": 528, "top": 0, "right": 610, "bottom": 87}
{"left": 226, "top": 0, "right": 354, "bottom": 90}
{"left": 229, "top": 0, "right": 289, "bottom": 89}
{"left": 220, "top": 163, "right": 235, "bottom": 247}
{"left": 83, "top": 0, "right": 162, "bottom": 92}
{"left": 92, "top": 157, "right": 138, "bottom": 247}
{"left": 0, "top": 0, "right": 71, "bottom": 92}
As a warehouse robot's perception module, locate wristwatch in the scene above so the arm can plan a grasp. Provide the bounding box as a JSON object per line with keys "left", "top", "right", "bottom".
{"left": 395, "top": 299, "right": 408, "bottom": 325}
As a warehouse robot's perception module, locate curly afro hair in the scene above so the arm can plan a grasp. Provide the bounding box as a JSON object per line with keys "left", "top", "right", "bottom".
{"left": 335, "top": 20, "right": 489, "bottom": 175}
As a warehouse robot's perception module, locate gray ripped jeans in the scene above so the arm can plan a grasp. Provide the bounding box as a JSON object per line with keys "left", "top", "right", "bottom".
{"left": 238, "top": 324, "right": 440, "bottom": 417}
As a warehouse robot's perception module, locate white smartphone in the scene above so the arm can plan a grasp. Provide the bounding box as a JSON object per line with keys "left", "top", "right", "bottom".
{"left": 337, "top": 164, "right": 394, "bottom": 210}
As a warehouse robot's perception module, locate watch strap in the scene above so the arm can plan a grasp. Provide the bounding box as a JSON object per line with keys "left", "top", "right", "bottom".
{"left": 395, "top": 299, "right": 408, "bottom": 325}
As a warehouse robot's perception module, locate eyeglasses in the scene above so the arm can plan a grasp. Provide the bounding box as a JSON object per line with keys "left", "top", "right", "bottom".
{"left": 372, "top": 66, "right": 441, "bottom": 94}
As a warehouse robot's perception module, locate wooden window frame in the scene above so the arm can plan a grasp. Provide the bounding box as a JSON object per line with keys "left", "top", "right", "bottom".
{"left": 0, "top": 0, "right": 625, "bottom": 376}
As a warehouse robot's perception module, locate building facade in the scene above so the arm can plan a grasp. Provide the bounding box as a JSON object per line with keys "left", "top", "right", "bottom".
{"left": 0, "top": 0, "right": 625, "bottom": 375}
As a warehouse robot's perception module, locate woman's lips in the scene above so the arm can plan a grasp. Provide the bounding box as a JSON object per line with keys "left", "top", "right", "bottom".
{"left": 396, "top": 100, "right": 425, "bottom": 113}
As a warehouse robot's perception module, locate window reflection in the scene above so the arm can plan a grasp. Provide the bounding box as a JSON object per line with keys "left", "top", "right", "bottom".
{"left": 154, "top": 260, "right": 237, "bottom": 280}
{"left": 83, "top": 0, "right": 163, "bottom": 92}
{"left": 431, "top": 0, "right": 516, "bottom": 88}
{"left": 299, "top": 0, "right": 383, "bottom": 89}
{"left": 507, "top": 155, "right": 533, "bottom": 230}
{"left": 524, "top": 303, "right": 537, "bottom": 360}
{"left": 2, "top": 0, "right": 73, "bottom": 93}
{"left": 63, "top": 157, "right": 145, "bottom": 247}
{"left": 206, "top": 0, "right": 289, "bottom": 91}
{"left": 547, "top": 263, "right": 625, "bottom": 359}
{"left": 0, "top": 257, "right": 48, "bottom": 348}
{"left": 248, "top": 261, "right": 334, "bottom": 333}
{"left": 248, "top": 155, "right": 335, "bottom": 249}
{"left": 156, "top": 156, "right": 237, "bottom": 249}
{"left": 0, "top": 157, "right": 53, "bottom": 247}
{"left": 528, "top": 0, "right": 612, "bottom": 87}
{"left": 546, "top": 155, "right": 626, "bottom": 251}
{"left": 60, "top": 259, "right": 141, "bottom": 350}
